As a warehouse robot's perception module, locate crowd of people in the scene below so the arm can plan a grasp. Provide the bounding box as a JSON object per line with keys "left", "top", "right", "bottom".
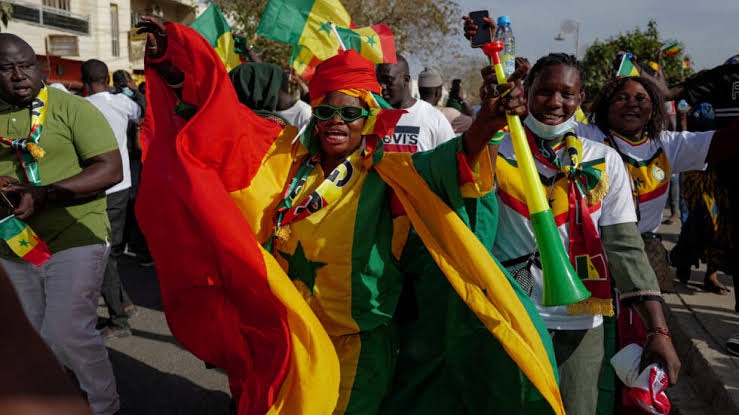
{"left": 0, "top": 10, "right": 737, "bottom": 415}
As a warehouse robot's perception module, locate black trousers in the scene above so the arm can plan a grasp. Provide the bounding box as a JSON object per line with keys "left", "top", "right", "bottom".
{"left": 101, "top": 190, "right": 133, "bottom": 328}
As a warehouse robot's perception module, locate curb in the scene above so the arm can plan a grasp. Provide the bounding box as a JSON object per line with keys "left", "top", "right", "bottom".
{"left": 665, "top": 292, "right": 739, "bottom": 415}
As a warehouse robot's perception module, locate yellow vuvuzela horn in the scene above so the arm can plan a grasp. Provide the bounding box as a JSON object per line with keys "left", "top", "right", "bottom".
{"left": 483, "top": 41, "right": 590, "bottom": 306}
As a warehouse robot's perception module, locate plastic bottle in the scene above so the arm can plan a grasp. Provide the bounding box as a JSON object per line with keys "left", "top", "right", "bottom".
{"left": 677, "top": 99, "right": 689, "bottom": 112}
{"left": 494, "top": 15, "right": 516, "bottom": 78}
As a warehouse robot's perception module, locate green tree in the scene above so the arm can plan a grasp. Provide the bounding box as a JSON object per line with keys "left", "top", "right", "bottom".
{"left": 437, "top": 56, "right": 488, "bottom": 106}
{"left": 214, "top": 0, "right": 462, "bottom": 69}
{"left": 0, "top": 2, "right": 11, "bottom": 31}
{"left": 582, "top": 20, "right": 692, "bottom": 100}
{"left": 344, "top": 0, "right": 461, "bottom": 60}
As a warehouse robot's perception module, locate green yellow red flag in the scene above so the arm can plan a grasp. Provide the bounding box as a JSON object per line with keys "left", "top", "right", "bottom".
{"left": 617, "top": 53, "right": 640, "bottom": 77}
{"left": 334, "top": 24, "right": 396, "bottom": 64}
{"left": 190, "top": 3, "right": 242, "bottom": 71}
{"left": 661, "top": 41, "right": 681, "bottom": 57}
{"left": 375, "top": 154, "right": 564, "bottom": 415}
{"left": 0, "top": 215, "right": 51, "bottom": 266}
{"left": 290, "top": 44, "right": 322, "bottom": 81}
{"left": 256, "top": 0, "right": 352, "bottom": 56}
{"left": 258, "top": 0, "right": 396, "bottom": 80}
{"left": 137, "top": 22, "right": 339, "bottom": 414}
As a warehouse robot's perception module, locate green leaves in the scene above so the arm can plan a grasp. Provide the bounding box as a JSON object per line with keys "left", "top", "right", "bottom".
{"left": 0, "top": 2, "right": 12, "bottom": 30}
{"left": 345, "top": 0, "right": 461, "bottom": 60}
{"left": 582, "top": 20, "right": 692, "bottom": 100}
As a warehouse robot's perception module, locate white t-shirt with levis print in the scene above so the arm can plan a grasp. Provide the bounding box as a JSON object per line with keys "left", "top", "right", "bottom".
{"left": 382, "top": 99, "right": 455, "bottom": 153}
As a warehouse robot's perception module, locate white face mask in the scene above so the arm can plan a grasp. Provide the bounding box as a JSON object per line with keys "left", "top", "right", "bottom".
{"left": 523, "top": 112, "right": 577, "bottom": 140}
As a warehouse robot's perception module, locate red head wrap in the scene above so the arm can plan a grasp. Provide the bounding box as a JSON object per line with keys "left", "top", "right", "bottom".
{"left": 309, "top": 50, "right": 382, "bottom": 102}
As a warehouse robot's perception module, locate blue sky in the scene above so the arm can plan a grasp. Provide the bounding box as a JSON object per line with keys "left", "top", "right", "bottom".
{"left": 455, "top": 0, "right": 738, "bottom": 71}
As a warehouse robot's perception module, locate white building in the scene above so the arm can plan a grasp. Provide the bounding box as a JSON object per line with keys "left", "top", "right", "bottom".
{"left": 3, "top": 0, "right": 196, "bottom": 90}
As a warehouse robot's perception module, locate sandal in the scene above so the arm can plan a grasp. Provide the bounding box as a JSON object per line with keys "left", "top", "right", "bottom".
{"left": 703, "top": 279, "right": 731, "bottom": 295}
{"left": 662, "top": 216, "right": 678, "bottom": 225}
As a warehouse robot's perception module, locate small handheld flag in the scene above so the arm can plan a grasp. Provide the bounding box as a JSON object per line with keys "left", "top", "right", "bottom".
{"left": 0, "top": 215, "right": 51, "bottom": 266}
{"left": 616, "top": 53, "right": 640, "bottom": 77}
{"left": 661, "top": 41, "right": 681, "bottom": 57}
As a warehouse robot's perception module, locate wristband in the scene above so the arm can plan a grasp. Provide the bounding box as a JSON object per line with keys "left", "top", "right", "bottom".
{"left": 44, "top": 185, "right": 58, "bottom": 202}
{"left": 489, "top": 129, "right": 506, "bottom": 145}
{"left": 646, "top": 326, "right": 671, "bottom": 340}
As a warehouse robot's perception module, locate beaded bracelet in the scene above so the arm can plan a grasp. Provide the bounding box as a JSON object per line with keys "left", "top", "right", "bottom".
{"left": 646, "top": 326, "right": 672, "bottom": 340}
{"left": 489, "top": 130, "right": 506, "bottom": 145}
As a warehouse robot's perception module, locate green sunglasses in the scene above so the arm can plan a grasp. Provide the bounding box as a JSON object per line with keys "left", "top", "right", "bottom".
{"left": 313, "top": 104, "right": 369, "bottom": 122}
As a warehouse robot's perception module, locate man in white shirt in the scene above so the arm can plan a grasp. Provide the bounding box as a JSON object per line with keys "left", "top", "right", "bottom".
{"left": 81, "top": 59, "right": 141, "bottom": 339}
{"left": 376, "top": 56, "right": 455, "bottom": 152}
{"left": 276, "top": 84, "right": 312, "bottom": 129}
{"left": 417, "top": 66, "right": 473, "bottom": 134}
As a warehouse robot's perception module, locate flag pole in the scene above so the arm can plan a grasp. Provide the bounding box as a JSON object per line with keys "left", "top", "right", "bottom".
{"left": 330, "top": 22, "right": 347, "bottom": 52}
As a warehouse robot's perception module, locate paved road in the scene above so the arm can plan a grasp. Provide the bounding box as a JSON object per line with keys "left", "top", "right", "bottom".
{"left": 102, "top": 256, "right": 231, "bottom": 415}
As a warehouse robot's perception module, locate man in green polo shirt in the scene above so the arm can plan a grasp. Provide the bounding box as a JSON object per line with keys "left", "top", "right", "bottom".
{"left": 0, "top": 33, "right": 123, "bottom": 415}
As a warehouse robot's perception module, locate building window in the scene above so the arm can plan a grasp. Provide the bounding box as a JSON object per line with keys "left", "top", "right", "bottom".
{"left": 110, "top": 4, "right": 119, "bottom": 57}
{"left": 43, "top": 0, "right": 70, "bottom": 11}
{"left": 6, "top": 0, "right": 89, "bottom": 34}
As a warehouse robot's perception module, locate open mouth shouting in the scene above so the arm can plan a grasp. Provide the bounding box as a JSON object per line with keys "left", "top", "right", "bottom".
{"left": 322, "top": 127, "right": 349, "bottom": 145}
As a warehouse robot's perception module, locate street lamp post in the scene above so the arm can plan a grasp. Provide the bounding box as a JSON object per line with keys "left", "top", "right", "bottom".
{"left": 554, "top": 19, "right": 580, "bottom": 59}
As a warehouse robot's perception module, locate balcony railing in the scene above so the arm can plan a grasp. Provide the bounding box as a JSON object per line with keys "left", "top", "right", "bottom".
{"left": 6, "top": 0, "right": 90, "bottom": 35}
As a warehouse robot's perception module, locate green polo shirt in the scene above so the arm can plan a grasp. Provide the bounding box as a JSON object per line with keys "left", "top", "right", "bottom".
{"left": 0, "top": 87, "right": 118, "bottom": 259}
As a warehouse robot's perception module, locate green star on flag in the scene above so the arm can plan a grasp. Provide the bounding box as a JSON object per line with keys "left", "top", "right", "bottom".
{"left": 319, "top": 21, "right": 332, "bottom": 34}
{"left": 257, "top": 0, "right": 397, "bottom": 81}
{"left": 0, "top": 215, "right": 51, "bottom": 266}
{"left": 278, "top": 241, "right": 326, "bottom": 294}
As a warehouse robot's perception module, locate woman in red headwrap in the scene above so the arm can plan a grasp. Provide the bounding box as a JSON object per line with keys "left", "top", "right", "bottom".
{"left": 135, "top": 17, "right": 565, "bottom": 415}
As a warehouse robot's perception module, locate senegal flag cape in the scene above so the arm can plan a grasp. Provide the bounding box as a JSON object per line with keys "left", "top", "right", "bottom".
{"left": 137, "top": 23, "right": 564, "bottom": 415}
{"left": 137, "top": 23, "right": 339, "bottom": 415}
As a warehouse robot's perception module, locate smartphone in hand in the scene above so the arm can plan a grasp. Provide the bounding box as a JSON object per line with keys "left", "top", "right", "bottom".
{"left": 0, "top": 190, "right": 19, "bottom": 213}
{"left": 469, "top": 10, "right": 493, "bottom": 48}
